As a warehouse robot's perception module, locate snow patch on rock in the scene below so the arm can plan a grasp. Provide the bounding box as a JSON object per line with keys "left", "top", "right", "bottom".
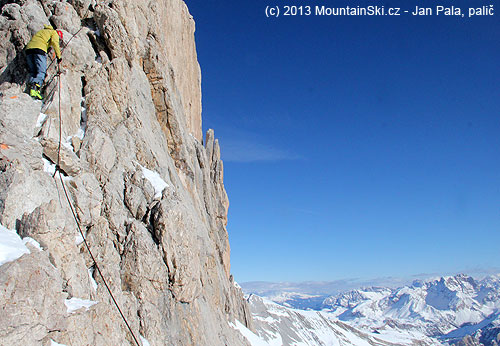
{"left": 64, "top": 297, "right": 98, "bottom": 314}
{"left": 140, "top": 165, "right": 169, "bottom": 198}
{"left": 230, "top": 319, "right": 272, "bottom": 346}
{"left": 140, "top": 335, "right": 151, "bottom": 346}
{"left": 36, "top": 113, "right": 48, "bottom": 128}
{"left": 0, "top": 224, "right": 40, "bottom": 266}
{"left": 88, "top": 267, "right": 98, "bottom": 291}
{"left": 75, "top": 233, "right": 84, "bottom": 246}
{"left": 43, "top": 157, "right": 57, "bottom": 175}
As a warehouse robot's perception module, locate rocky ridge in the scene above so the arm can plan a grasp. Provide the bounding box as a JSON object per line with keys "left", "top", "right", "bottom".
{"left": 243, "top": 274, "right": 500, "bottom": 345}
{"left": 0, "top": 0, "right": 251, "bottom": 345}
{"left": 247, "top": 295, "right": 431, "bottom": 346}
{"left": 322, "top": 274, "right": 500, "bottom": 340}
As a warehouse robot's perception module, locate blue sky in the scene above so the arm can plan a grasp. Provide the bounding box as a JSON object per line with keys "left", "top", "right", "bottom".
{"left": 185, "top": 0, "right": 500, "bottom": 282}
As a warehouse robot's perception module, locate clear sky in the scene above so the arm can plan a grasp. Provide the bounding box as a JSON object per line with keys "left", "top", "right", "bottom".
{"left": 185, "top": 0, "right": 500, "bottom": 283}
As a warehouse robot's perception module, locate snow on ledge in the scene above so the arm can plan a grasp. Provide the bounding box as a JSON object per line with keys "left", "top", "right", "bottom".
{"left": 75, "top": 233, "right": 84, "bottom": 246}
{"left": 0, "top": 224, "right": 41, "bottom": 267}
{"left": 23, "top": 237, "right": 42, "bottom": 251}
{"left": 50, "top": 340, "right": 68, "bottom": 346}
{"left": 43, "top": 157, "right": 56, "bottom": 175}
{"left": 230, "top": 319, "right": 272, "bottom": 346}
{"left": 42, "top": 160, "right": 73, "bottom": 182}
{"left": 36, "top": 112, "right": 48, "bottom": 128}
{"left": 140, "top": 165, "right": 169, "bottom": 198}
{"left": 88, "top": 267, "right": 98, "bottom": 291}
{"left": 140, "top": 335, "right": 151, "bottom": 346}
{"left": 64, "top": 297, "right": 98, "bottom": 314}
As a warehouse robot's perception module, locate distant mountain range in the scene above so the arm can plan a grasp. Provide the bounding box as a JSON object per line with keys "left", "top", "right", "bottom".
{"left": 248, "top": 295, "right": 422, "bottom": 346}
{"left": 243, "top": 274, "right": 500, "bottom": 346}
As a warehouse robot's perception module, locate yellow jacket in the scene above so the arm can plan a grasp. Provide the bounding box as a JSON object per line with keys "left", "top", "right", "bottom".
{"left": 26, "top": 25, "right": 61, "bottom": 59}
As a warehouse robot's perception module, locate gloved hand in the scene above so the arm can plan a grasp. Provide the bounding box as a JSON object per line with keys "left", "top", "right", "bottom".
{"left": 57, "top": 57, "right": 62, "bottom": 64}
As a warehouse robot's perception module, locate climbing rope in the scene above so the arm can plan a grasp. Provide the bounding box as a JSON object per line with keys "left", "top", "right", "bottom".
{"left": 53, "top": 65, "right": 141, "bottom": 346}
{"left": 55, "top": 62, "right": 62, "bottom": 173}
{"left": 48, "top": 6, "right": 142, "bottom": 346}
{"left": 56, "top": 171, "right": 141, "bottom": 346}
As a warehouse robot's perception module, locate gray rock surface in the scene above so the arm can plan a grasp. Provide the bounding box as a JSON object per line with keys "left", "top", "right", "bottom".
{"left": 41, "top": 137, "right": 82, "bottom": 175}
{"left": 0, "top": 0, "right": 252, "bottom": 345}
{"left": 0, "top": 249, "right": 68, "bottom": 346}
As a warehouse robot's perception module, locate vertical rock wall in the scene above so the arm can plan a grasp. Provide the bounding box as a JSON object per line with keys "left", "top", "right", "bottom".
{"left": 0, "top": 0, "right": 251, "bottom": 345}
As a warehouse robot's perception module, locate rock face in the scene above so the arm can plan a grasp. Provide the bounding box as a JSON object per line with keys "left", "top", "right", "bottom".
{"left": 0, "top": 0, "right": 251, "bottom": 345}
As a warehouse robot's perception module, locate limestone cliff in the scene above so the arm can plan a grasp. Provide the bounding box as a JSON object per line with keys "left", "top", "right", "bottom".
{"left": 0, "top": 0, "right": 252, "bottom": 345}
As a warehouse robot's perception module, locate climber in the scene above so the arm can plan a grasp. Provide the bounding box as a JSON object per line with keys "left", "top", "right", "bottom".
{"left": 25, "top": 24, "right": 63, "bottom": 100}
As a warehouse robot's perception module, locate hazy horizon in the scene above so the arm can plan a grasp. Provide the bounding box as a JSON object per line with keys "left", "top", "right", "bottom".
{"left": 240, "top": 269, "right": 500, "bottom": 297}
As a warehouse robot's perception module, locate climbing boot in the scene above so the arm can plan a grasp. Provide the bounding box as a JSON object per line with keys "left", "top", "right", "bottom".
{"left": 30, "top": 84, "right": 43, "bottom": 100}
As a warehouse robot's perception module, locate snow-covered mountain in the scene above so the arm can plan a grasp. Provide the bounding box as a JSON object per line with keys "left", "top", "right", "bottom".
{"left": 246, "top": 295, "right": 437, "bottom": 346}
{"left": 243, "top": 274, "right": 500, "bottom": 346}
{"left": 443, "top": 311, "right": 500, "bottom": 345}
{"left": 241, "top": 276, "right": 437, "bottom": 311}
{"left": 241, "top": 277, "right": 419, "bottom": 310}
{"left": 254, "top": 291, "right": 329, "bottom": 310}
{"left": 322, "top": 274, "right": 500, "bottom": 342}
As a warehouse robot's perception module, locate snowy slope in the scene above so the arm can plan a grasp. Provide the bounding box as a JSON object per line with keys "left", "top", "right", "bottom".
{"left": 247, "top": 295, "right": 437, "bottom": 346}
{"left": 262, "top": 292, "right": 329, "bottom": 310}
{"left": 322, "top": 274, "right": 500, "bottom": 343}
{"left": 244, "top": 274, "right": 500, "bottom": 346}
